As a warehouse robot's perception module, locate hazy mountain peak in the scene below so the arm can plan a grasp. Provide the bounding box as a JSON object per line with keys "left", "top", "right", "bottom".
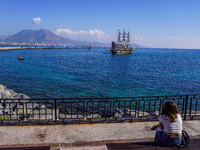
{"left": 4, "top": 29, "right": 110, "bottom": 47}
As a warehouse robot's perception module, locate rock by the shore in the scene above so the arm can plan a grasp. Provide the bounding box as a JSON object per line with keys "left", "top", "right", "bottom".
{"left": 0, "top": 84, "right": 30, "bottom": 99}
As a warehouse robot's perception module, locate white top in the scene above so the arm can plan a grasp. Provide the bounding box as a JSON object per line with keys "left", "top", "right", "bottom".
{"left": 159, "top": 114, "right": 182, "bottom": 133}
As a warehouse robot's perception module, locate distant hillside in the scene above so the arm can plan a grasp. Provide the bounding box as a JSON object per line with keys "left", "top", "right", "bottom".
{"left": 131, "top": 43, "right": 145, "bottom": 48}
{"left": 4, "top": 29, "right": 142, "bottom": 47}
{"left": 4, "top": 29, "right": 109, "bottom": 46}
{"left": 5, "top": 29, "right": 74, "bottom": 45}
{"left": 0, "top": 35, "right": 11, "bottom": 40}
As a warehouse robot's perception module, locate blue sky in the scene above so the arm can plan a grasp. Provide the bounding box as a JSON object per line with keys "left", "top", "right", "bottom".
{"left": 1, "top": 0, "right": 200, "bottom": 48}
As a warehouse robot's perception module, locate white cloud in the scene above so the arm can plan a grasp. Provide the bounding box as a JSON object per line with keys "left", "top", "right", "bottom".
{"left": 55, "top": 28, "right": 112, "bottom": 43}
{"left": 32, "top": 17, "right": 42, "bottom": 25}
{"left": 162, "top": 36, "right": 185, "bottom": 41}
{"left": 167, "top": 36, "right": 174, "bottom": 40}
{"left": 176, "top": 36, "right": 185, "bottom": 40}
{"left": 136, "top": 36, "right": 200, "bottom": 49}
{"left": 134, "top": 37, "right": 144, "bottom": 41}
{"left": 191, "top": 37, "right": 200, "bottom": 41}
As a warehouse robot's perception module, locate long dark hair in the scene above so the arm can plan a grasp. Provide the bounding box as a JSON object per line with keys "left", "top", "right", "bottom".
{"left": 161, "top": 100, "right": 180, "bottom": 123}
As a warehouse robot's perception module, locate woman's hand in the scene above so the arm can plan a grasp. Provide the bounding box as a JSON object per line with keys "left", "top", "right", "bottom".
{"left": 151, "top": 124, "right": 160, "bottom": 130}
{"left": 159, "top": 121, "right": 164, "bottom": 130}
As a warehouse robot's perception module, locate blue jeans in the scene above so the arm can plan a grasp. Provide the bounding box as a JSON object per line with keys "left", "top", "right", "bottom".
{"left": 154, "top": 130, "right": 182, "bottom": 147}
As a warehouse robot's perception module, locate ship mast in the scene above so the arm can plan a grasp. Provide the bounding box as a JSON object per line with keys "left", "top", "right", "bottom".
{"left": 117, "top": 30, "right": 121, "bottom": 44}
{"left": 127, "top": 31, "right": 131, "bottom": 48}
{"left": 122, "top": 29, "right": 126, "bottom": 47}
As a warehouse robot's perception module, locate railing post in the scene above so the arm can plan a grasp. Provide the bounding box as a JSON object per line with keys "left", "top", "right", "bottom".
{"left": 54, "top": 99, "right": 57, "bottom": 123}
{"left": 184, "top": 94, "right": 189, "bottom": 120}
{"left": 137, "top": 100, "right": 140, "bottom": 118}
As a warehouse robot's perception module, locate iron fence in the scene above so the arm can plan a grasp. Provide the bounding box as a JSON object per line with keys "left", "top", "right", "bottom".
{"left": 0, "top": 94, "right": 199, "bottom": 125}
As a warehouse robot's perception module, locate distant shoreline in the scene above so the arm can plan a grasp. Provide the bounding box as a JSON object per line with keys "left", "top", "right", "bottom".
{"left": 1, "top": 46, "right": 200, "bottom": 51}
{"left": 0, "top": 46, "right": 91, "bottom": 51}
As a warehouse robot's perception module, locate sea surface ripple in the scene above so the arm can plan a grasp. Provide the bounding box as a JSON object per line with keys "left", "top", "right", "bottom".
{"left": 1, "top": 47, "right": 200, "bottom": 98}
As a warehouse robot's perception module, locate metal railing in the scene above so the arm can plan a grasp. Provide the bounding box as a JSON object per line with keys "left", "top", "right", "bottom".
{"left": 0, "top": 94, "right": 199, "bottom": 125}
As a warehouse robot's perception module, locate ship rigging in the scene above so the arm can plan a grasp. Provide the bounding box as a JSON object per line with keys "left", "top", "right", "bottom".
{"left": 108, "top": 29, "right": 137, "bottom": 54}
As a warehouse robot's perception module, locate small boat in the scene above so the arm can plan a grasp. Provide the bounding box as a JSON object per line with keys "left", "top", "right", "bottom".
{"left": 88, "top": 44, "right": 93, "bottom": 50}
{"left": 18, "top": 57, "right": 25, "bottom": 60}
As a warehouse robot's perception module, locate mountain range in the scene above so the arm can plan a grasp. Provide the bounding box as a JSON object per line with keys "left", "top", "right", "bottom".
{"left": 4, "top": 29, "right": 109, "bottom": 47}
{"left": 2, "top": 29, "right": 143, "bottom": 47}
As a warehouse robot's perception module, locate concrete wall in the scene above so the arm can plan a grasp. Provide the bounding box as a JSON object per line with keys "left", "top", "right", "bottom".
{"left": 0, "top": 120, "right": 199, "bottom": 147}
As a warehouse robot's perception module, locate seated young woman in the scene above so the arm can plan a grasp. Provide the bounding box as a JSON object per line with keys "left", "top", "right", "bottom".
{"left": 151, "top": 100, "right": 182, "bottom": 147}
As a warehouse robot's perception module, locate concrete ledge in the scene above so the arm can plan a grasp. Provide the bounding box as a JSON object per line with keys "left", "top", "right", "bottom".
{"left": 106, "top": 138, "right": 200, "bottom": 150}
{"left": 0, "top": 120, "right": 199, "bottom": 149}
{"left": 1, "top": 136, "right": 200, "bottom": 150}
{"left": 0, "top": 146, "right": 50, "bottom": 150}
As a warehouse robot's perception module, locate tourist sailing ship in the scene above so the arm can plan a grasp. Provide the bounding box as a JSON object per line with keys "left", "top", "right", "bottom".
{"left": 108, "top": 29, "right": 137, "bottom": 54}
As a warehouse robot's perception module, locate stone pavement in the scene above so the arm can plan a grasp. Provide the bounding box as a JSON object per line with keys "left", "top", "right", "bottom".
{"left": 59, "top": 135, "right": 200, "bottom": 150}
{"left": 0, "top": 120, "right": 199, "bottom": 150}
{"left": 106, "top": 137, "right": 200, "bottom": 150}
{"left": 60, "top": 146, "right": 108, "bottom": 150}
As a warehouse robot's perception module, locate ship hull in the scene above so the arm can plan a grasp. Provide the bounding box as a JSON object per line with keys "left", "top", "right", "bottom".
{"left": 111, "top": 46, "right": 137, "bottom": 54}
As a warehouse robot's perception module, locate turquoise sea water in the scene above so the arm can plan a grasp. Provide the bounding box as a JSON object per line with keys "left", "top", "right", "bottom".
{"left": 1, "top": 47, "right": 200, "bottom": 98}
